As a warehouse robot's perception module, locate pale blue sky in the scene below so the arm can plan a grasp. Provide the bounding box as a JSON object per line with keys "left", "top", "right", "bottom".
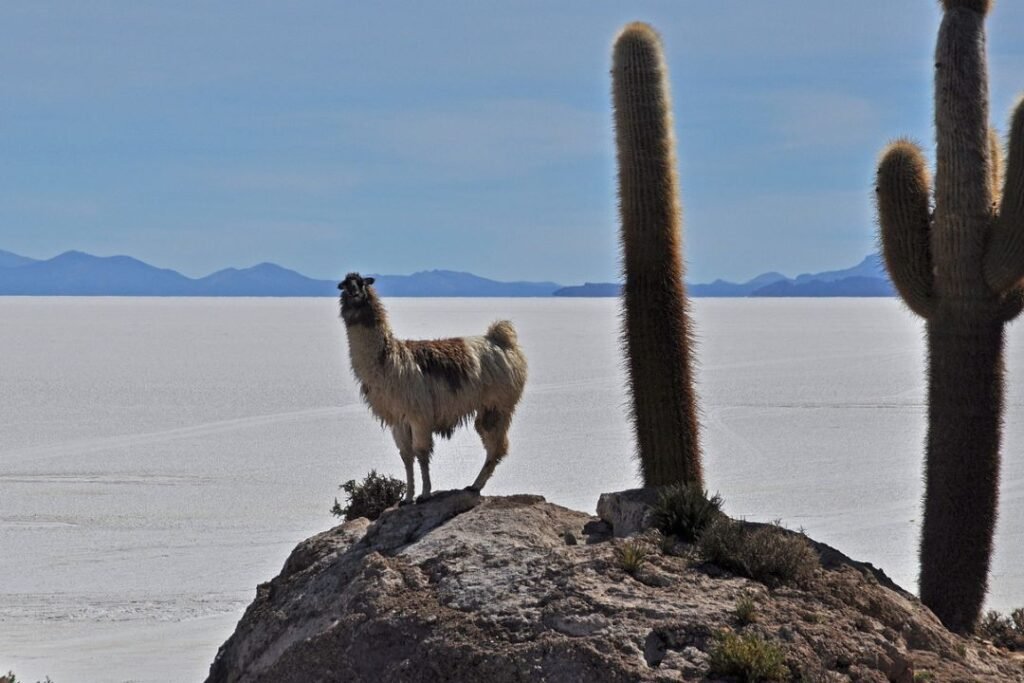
{"left": 1, "top": 2, "right": 1022, "bottom": 283}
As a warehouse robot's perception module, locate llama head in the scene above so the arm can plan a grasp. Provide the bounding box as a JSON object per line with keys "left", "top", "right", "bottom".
{"left": 339, "top": 272, "right": 379, "bottom": 326}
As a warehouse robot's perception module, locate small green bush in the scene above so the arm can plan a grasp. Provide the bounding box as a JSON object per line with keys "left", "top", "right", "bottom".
{"left": 330, "top": 469, "right": 406, "bottom": 521}
{"left": 978, "top": 608, "right": 1024, "bottom": 650}
{"left": 615, "top": 538, "right": 650, "bottom": 576}
{"left": 698, "top": 517, "right": 818, "bottom": 588}
{"left": 651, "top": 482, "right": 723, "bottom": 542}
{"left": 708, "top": 631, "right": 789, "bottom": 682}
{"left": 735, "top": 594, "right": 759, "bottom": 625}
{"left": 1, "top": 672, "right": 53, "bottom": 683}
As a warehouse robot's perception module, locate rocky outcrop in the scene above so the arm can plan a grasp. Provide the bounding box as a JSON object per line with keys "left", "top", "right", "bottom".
{"left": 597, "top": 487, "right": 660, "bottom": 538}
{"left": 207, "top": 491, "right": 1024, "bottom": 682}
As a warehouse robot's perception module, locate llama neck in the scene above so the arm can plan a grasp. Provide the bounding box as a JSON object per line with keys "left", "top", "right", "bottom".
{"left": 344, "top": 295, "right": 395, "bottom": 382}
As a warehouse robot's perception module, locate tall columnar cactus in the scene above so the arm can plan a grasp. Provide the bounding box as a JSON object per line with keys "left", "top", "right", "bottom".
{"left": 612, "top": 23, "right": 703, "bottom": 488}
{"left": 875, "top": 0, "right": 1024, "bottom": 633}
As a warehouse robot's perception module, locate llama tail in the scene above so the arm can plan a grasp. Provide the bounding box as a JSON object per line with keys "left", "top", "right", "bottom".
{"left": 485, "top": 320, "right": 518, "bottom": 349}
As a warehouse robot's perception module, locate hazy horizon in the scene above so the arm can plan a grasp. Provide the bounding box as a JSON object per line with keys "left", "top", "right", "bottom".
{"left": 0, "top": 244, "right": 879, "bottom": 285}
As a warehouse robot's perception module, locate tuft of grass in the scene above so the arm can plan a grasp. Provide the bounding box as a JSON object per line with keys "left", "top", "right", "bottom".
{"left": 615, "top": 538, "right": 651, "bottom": 576}
{"left": 651, "top": 482, "right": 724, "bottom": 542}
{"left": 735, "top": 594, "right": 759, "bottom": 625}
{"left": 708, "top": 631, "right": 789, "bottom": 682}
{"left": 330, "top": 469, "right": 406, "bottom": 521}
{"left": 914, "top": 672, "right": 936, "bottom": 682}
{"left": 978, "top": 608, "right": 1024, "bottom": 650}
{"left": 698, "top": 517, "right": 819, "bottom": 588}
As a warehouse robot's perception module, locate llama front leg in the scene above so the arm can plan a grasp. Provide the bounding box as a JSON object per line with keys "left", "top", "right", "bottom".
{"left": 411, "top": 424, "right": 434, "bottom": 502}
{"left": 470, "top": 409, "right": 511, "bottom": 492}
{"left": 390, "top": 423, "right": 416, "bottom": 502}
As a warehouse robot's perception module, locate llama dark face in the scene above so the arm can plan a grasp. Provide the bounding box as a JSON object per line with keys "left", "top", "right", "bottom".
{"left": 339, "top": 272, "right": 377, "bottom": 326}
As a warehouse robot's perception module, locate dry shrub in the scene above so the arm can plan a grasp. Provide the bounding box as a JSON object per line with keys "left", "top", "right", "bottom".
{"left": 708, "top": 631, "right": 789, "bottom": 681}
{"left": 331, "top": 469, "right": 406, "bottom": 521}
{"left": 978, "top": 609, "right": 1024, "bottom": 650}
{"left": 698, "top": 517, "right": 818, "bottom": 588}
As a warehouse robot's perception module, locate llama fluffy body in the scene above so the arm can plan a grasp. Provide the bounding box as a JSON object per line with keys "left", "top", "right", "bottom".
{"left": 338, "top": 272, "right": 527, "bottom": 501}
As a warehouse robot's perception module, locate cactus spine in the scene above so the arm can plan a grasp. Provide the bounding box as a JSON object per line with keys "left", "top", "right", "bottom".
{"left": 875, "top": 0, "right": 1024, "bottom": 632}
{"left": 612, "top": 23, "right": 703, "bottom": 488}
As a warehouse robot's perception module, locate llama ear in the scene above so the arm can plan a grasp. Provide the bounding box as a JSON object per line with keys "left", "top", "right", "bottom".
{"left": 364, "top": 277, "right": 375, "bottom": 285}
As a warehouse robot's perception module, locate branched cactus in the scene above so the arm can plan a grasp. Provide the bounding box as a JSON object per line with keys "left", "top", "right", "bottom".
{"left": 612, "top": 23, "right": 703, "bottom": 488}
{"left": 875, "top": 0, "right": 1024, "bottom": 632}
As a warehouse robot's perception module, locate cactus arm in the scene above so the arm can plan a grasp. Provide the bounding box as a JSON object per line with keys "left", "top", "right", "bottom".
{"left": 876, "top": 140, "right": 935, "bottom": 318}
{"left": 998, "top": 287, "right": 1024, "bottom": 322}
{"left": 985, "top": 99, "right": 1024, "bottom": 294}
{"left": 931, "top": 5, "right": 992, "bottom": 299}
{"left": 989, "top": 128, "right": 1003, "bottom": 204}
{"left": 940, "top": 0, "right": 991, "bottom": 13}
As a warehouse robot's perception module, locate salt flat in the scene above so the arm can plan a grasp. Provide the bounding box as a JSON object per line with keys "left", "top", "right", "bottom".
{"left": 1, "top": 297, "right": 1022, "bottom": 682}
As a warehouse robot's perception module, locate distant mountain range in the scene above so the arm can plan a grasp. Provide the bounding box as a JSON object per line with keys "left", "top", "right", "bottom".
{"left": 552, "top": 254, "right": 894, "bottom": 298}
{"left": 0, "top": 250, "right": 561, "bottom": 297}
{"left": 362, "top": 270, "right": 560, "bottom": 297}
{"left": 0, "top": 250, "right": 336, "bottom": 296}
{"left": 0, "top": 249, "right": 894, "bottom": 297}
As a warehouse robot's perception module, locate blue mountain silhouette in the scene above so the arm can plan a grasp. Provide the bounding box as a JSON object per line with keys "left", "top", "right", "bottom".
{"left": 553, "top": 254, "right": 893, "bottom": 298}
{"left": 0, "top": 251, "right": 560, "bottom": 297}
{"left": 0, "top": 249, "right": 895, "bottom": 297}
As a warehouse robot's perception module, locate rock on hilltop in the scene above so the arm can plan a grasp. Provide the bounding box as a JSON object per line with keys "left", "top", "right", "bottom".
{"left": 207, "top": 491, "right": 1024, "bottom": 682}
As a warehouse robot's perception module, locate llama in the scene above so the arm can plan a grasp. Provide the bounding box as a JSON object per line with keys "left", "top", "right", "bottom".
{"left": 337, "top": 272, "right": 527, "bottom": 502}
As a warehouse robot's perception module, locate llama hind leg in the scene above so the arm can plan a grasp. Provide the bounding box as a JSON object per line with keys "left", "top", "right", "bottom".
{"left": 470, "top": 408, "right": 511, "bottom": 492}
{"left": 412, "top": 424, "right": 434, "bottom": 502}
{"left": 391, "top": 423, "right": 416, "bottom": 502}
